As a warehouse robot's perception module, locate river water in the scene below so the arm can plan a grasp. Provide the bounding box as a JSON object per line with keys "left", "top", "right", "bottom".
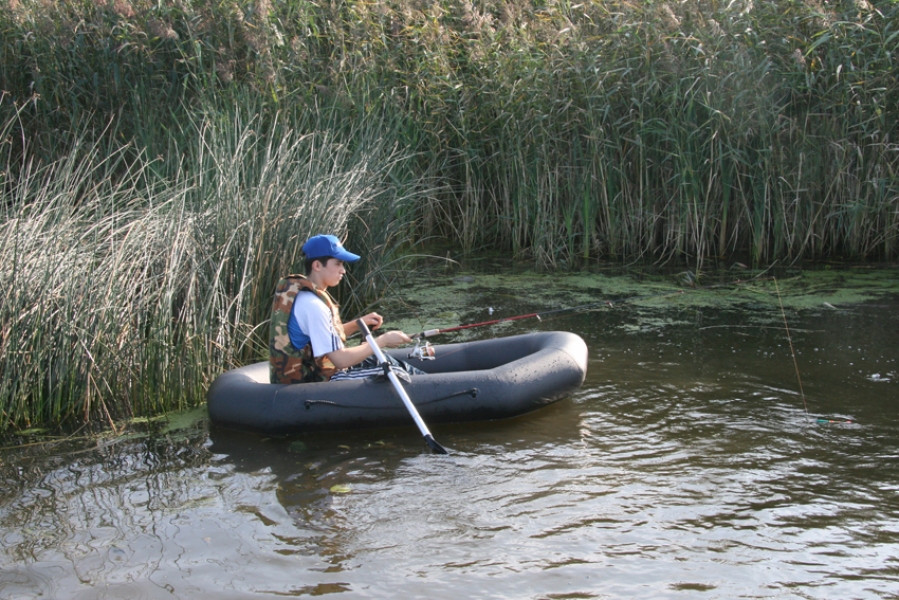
{"left": 1, "top": 271, "right": 898, "bottom": 599}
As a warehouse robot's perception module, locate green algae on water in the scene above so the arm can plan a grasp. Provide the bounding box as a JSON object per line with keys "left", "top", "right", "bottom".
{"left": 381, "top": 266, "right": 899, "bottom": 338}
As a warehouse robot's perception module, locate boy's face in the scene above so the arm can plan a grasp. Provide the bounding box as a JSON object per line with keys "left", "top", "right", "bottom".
{"left": 316, "top": 257, "right": 346, "bottom": 288}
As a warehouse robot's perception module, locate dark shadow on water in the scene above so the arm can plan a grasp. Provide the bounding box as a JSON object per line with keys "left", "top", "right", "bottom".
{"left": 206, "top": 391, "right": 586, "bottom": 476}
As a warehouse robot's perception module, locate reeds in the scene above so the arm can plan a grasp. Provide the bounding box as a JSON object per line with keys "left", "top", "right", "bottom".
{"left": 0, "top": 98, "right": 427, "bottom": 431}
{"left": 3, "top": 0, "right": 897, "bottom": 269}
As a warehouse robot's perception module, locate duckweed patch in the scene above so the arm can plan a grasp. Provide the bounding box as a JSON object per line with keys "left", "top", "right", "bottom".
{"left": 383, "top": 266, "right": 899, "bottom": 337}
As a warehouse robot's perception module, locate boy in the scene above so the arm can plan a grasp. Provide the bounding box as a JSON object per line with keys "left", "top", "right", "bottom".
{"left": 269, "top": 234, "right": 424, "bottom": 383}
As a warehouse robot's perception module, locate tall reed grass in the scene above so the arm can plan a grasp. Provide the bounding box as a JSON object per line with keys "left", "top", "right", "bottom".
{"left": 2, "top": 0, "right": 896, "bottom": 268}
{"left": 0, "top": 99, "right": 430, "bottom": 432}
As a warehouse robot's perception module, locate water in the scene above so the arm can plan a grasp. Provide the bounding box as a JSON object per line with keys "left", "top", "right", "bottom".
{"left": 2, "top": 285, "right": 898, "bottom": 599}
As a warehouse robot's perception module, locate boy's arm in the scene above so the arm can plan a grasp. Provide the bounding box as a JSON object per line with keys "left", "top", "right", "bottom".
{"left": 325, "top": 330, "right": 412, "bottom": 369}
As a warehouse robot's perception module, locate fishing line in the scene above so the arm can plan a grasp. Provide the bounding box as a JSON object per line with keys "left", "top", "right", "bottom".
{"left": 774, "top": 277, "right": 810, "bottom": 421}
{"left": 771, "top": 281, "right": 853, "bottom": 425}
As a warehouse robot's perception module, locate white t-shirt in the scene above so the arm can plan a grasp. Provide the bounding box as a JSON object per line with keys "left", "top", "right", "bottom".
{"left": 287, "top": 291, "right": 344, "bottom": 358}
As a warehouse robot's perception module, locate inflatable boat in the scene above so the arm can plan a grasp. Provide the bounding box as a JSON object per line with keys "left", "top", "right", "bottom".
{"left": 207, "top": 331, "right": 588, "bottom": 434}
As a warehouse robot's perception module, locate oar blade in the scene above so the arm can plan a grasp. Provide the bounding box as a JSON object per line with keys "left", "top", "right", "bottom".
{"left": 424, "top": 434, "right": 449, "bottom": 455}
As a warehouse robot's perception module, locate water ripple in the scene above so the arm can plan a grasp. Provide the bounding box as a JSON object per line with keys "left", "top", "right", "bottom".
{"left": 3, "top": 301, "right": 899, "bottom": 598}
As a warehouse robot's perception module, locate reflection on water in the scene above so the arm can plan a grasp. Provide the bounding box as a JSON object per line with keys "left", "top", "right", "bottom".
{"left": 1, "top": 292, "right": 898, "bottom": 599}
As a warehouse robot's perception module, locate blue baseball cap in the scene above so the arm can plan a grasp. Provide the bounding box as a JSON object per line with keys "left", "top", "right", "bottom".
{"left": 302, "top": 234, "right": 360, "bottom": 262}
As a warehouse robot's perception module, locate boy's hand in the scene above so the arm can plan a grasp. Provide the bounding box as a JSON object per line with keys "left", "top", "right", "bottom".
{"left": 359, "top": 312, "right": 384, "bottom": 330}
{"left": 376, "top": 330, "right": 412, "bottom": 348}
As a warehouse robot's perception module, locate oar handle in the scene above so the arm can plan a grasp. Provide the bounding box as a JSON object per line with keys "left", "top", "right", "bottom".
{"left": 356, "top": 320, "right": 448, "bottom": 455}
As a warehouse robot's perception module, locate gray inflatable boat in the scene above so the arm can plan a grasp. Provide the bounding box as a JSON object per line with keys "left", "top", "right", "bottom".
{"left": 207, "top": 331, "right": 588, "bottom": 434}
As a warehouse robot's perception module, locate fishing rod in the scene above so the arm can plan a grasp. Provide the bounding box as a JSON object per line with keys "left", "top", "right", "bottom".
{"left": 405, "top": 272, "right": 853, "bottom": 427}
{"left": 411, "top": 275, "right": 771, "bottom": 341}
{"left": 406, "top": 304, "right": 602, "bottom": 361}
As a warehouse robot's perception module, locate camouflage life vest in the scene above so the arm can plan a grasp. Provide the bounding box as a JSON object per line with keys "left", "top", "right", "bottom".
{"left": 268, "top": 274, "right": 346, "bottom": 384}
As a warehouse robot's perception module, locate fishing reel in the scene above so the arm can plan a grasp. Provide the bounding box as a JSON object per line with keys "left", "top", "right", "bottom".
{"left": 407, "top": 338, "right": 436, "bottom": 361}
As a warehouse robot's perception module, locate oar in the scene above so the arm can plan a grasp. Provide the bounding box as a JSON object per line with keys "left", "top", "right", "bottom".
{"left": 356, "top": 319, "right": 448, "bottom": 455}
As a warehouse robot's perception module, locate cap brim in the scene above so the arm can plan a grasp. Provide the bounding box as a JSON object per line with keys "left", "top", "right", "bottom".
{"left": 334, "top": 249, "right": 361, "bottom": 262}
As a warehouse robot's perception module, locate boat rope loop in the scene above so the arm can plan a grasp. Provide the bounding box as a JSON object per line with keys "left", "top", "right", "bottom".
{"left": 304, "top": 387, "right": 479, "bottom": 411}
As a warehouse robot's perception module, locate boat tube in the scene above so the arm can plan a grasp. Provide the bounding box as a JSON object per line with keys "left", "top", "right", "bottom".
{"left": 207, "top": 331, "right": 588, "bottom": 434}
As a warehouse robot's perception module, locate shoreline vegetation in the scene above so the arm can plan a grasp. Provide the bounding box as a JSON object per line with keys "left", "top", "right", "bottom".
{"left": 1, "top": 0, "right": 897, "bottom": 434}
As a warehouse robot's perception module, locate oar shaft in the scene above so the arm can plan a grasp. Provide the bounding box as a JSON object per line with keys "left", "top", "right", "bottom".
{"left": 356, "top": 319, "right": 447, "bottom": 454}
{"left": 382, "top": 369, "right": 434, "bottom": 438}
